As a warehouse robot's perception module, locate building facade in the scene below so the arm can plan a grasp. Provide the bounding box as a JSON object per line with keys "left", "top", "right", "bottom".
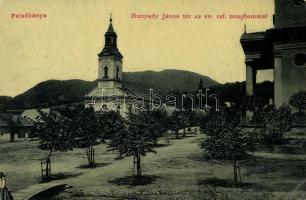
{"left": 241, "top": 0, "right": 306, "bottom": 121}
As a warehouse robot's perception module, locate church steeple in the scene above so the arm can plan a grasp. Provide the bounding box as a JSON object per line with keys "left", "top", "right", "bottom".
{"left": 97, "top": 14, "right": 123, "bottom": 83}
{"left": 98, "top": 14, "right": 123, "bottom": 59}
{"left": 107, "top": 13, "right": 114, "bottom": 32}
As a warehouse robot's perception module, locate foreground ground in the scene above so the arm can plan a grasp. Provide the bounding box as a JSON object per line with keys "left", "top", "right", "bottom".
{"left": 1, "top": 130, "right": 306, "bottom": 199}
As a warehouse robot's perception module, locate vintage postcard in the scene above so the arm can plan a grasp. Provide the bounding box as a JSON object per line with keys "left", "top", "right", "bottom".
{"left": 0, "top": 0, "right": 306, "bottom": 199}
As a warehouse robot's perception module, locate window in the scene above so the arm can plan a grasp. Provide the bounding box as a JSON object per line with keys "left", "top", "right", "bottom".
{"left": 103, "top": 66, "right": 109, "bottom": 78}
{"left": 102, "top": 104, "right": 108, "bottom": 111}
{"left": 293, "top": 53, "right": 306, "bottom": 68}
{"left": 116, "top": 67, "right": 119, "bottom": 79}
{"left": 292, "top": 0, "right": 305, "bottom": 7}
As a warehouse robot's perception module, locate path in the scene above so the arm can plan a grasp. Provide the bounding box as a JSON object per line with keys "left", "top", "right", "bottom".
{"left": 12, "top": 183, "right": 66, "bottom": 200}
{"left": 11, "top": 134, "right": 203, "bottom": 198}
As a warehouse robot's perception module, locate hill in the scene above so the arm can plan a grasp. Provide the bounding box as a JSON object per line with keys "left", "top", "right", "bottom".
{"left": 4, "top": 69, "right": 219, "bottom": 109}
{"left": 123, "top": 69, "right": 219, "bottom": 96}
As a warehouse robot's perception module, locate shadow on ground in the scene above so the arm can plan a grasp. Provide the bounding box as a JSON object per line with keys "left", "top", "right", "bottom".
{"left": 197, "top": 177, "right": 254, "bottom": 188}
{"left": 109, "top": 175, "right": 159, "bottom": 186}
{"left": 244, "top": 157, "right": 306, "bottom": 178}
{"left": 76, "top": 162, "right": 111, "bottom": 169}
{"left": 169, "top": 135, "right": 196, "bottom": 140}
{"left": 40, "top": 172, "right": 83, "bottom": 183}
{"left": 189, "top": 150, "right": 306, "bottom": 192}
{"left": 155, "top": 143, "right": 171, "bottom": 148}
{"left": 243, "top": 156, "right": 306, "bottom": 192}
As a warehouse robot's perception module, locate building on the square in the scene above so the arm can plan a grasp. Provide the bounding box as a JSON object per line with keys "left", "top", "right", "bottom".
{"left": 241, "top": 0, "right": 306, "bottom": 121}
{"left": 0, "top": 113, "right": 33, "bottom": 140}
{"left": 84, "top": 16, "right": 138, "bottom": 116}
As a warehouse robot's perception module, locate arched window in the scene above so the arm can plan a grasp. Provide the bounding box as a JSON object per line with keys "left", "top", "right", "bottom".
{"left": 104, "top": 66, "right": 109, "bottom": 78}
{"left": 116, "top": 67, "right": 119, "bottom": 79}
{"left": 116, "top": 104, "right": 120, "bottom": 112}
{"left": 102, "top": 104, "right": 108, "bottom": 111}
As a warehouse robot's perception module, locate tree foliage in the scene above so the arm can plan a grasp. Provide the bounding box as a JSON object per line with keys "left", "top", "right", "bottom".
{"left": 289, "top": 90, "right": 306, "bottom": 123}
{"left": 33, "top": 110, "right": 74, "bottom": 179}
{"left": 201, "top": 111, "right": 248, "bottom": 184}
{"left": 108, "top": 111, "right": 159, "bottom": 179}
{"left": 72, "top": 107, "right": 102, "bottom": 167}
{"left": 102, "top": 111, "right": 127, "bottom": 158}
{"left": 260, "top": 104, "right": 292, "bottom": 148}
{"left": 289, "top": 90, "right": 306, "bottom": 112}
{"left": 35, "top": 110, "right": 74, "bottom": 156}
{"left": 201, "top": 112, "right": 247, "bottom": 160}
{"left": 168, "top": 110, "right": 185, "bottom": 138}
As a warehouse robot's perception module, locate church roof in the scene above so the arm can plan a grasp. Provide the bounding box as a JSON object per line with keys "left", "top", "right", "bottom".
{"left": 0, "top": 119, "right": 8, "bottom": 127}
{"left": 240, "top": 31, "right": 265, "bottom": 41}
{"left": 98, "top": 47, "right": 123, "bottom": 58}
{"left": 98, "top": 16, "right": 123, "bottom": 59}
{"left": 85, "top": 85, "right": 137, "bottom": 99}
{"left": 107, "top": 23, "right": 114, "bottom": 33}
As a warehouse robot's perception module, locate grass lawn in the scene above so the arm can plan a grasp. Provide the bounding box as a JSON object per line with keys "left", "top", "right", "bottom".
{"left": 1, "top": 131, "right": 306, "bottom": 199}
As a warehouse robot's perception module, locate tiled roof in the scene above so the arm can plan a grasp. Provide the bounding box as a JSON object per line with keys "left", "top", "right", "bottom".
{"left": 21, "top": 109, "right": 50, "bottom": 122}
{"left": 0, "top": 119, "right": 9, "bottom": 127}
{"left": 0, "top": 113, "right": 33, "bottom": 127}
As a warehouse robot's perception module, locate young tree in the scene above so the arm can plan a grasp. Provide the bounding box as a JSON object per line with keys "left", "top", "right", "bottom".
{"left": 261, "top": 104, "right": 292, "bottom": 150}
{"left": 128, "top": 111, "right": 158, "bottom": 178}
{"left": 146, "top": 110, "right": 169, "bottom": 141}
{"left": 289, "top": 90, "right": 306, "bottom": 123}
{"left": 100, "top": 111, "right": 126, "bottom": 158}
{"left": 169, "top": 110, "right": 184, "bottom": 139}
{"left": 108, "top": 111, "right": 158, "bottom": 180}
{"left": 201, "top": 111, "right": 248, "bottom": 184}
{"left": 72, "top": 107, "right": 102, "bottom": 167}
{"left": 182, "top": 110, "right": 202, "bottom": 136}
{"left": 33, "top": 110, "right": 74, "bottom": 179}
{"left": 180, "top": 111, "right": 190, "bottom": 137}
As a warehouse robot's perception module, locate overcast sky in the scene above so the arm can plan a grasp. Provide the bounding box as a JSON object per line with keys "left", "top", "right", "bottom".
{"left": 0, "top": 0, "right": 274, "bottom": 97}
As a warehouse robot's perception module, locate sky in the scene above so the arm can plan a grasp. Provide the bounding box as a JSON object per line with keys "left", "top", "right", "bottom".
{"left": 0, "top": 0, "right": 274, "bottom": 97}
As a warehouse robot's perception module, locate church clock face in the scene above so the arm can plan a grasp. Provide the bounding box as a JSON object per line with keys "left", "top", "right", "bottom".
{"left": 292, "top": 0, "right": 305, "bottom": 7}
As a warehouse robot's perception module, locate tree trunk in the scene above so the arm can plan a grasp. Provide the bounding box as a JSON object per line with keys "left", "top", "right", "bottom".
{"left": 133, "top": 156, "right": 136, "bottom": 177}
{"left": 233, "top": 160, "right": 237, "bottom": 185}
{"left": 183, "top": 128, "right": 186, "bottom": 137}
{"left": 165, "top": 132, "right": 170, "bottom": 144}
{"left": 136, "top": 154, "right": 141, "bottom": 177}
{"left": 46, "top": 150, "right": 53, "bottom": 181}
{"left": 299, "top": 109, "right": 302, "bottom": 124}
{"left": 117, "top": 151, "right": 123, "bottom": 159}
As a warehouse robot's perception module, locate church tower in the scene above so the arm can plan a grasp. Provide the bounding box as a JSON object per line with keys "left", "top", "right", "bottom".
{"left": 274, "top": 0, "right": 306, "bottom": 28}
{"left": 85, "top": 15, "right": 137, "bottom": 115}
{"left": 97, "top": 14, "right": 123, "bottom": 89}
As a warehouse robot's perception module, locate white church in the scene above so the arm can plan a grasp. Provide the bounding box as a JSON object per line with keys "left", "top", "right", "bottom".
{"left": 84, "top": 16, "right": 138, "bottom": 116}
